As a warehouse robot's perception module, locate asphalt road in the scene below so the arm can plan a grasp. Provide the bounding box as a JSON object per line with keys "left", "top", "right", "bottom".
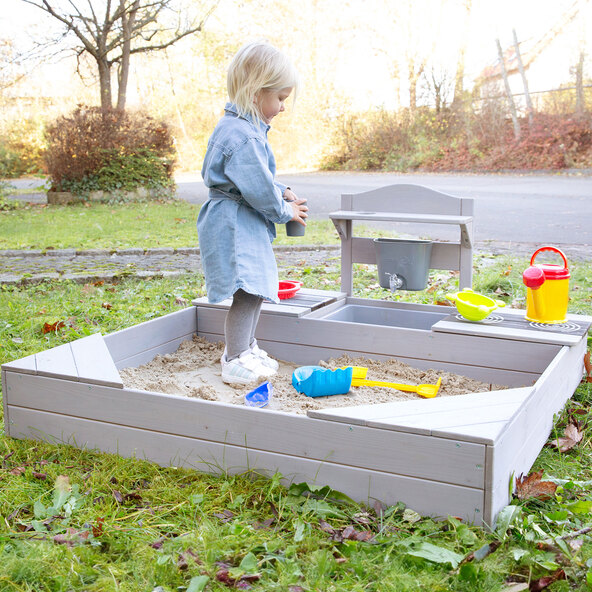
{"left": 9, "top": 171, "right": 592, "bottom": 246}
{"left": 176, "top": 171, "right": 592, "bottom": 246}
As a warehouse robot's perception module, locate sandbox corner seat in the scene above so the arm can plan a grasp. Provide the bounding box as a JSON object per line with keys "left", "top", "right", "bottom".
{"left": 329, "top": 184, "right": 474, "bottom": 295}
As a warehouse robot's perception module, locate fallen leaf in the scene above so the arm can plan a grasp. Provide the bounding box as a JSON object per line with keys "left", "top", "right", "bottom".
{"left": 32, "top": 472, "right": 47, "bottom": 480}
{"left": 502, "top": 265, "right": 512, "bottom": 276}
{"left": 515, "top": 471, "right": 557, "bottom": 501}
{"left": 175, "top": 297, "right": 189, "bottom": 306}
{"left": 42, "top": 321, "right": 65, "bottom": 334}
{"left": 10, "top": 466, "right": 26, "bottom": 476}
{"left": 213, "top": 510, "right": 234, "bottom": 523}
{"left": 112, "top": 490, "right": 124, "bottom": 503}
{"left": 53, "top": 528, "right": 90, "bottom": 547}
{"left": 317, "top": 519, "right": 336, "bottom": 535}
{"left": 583, "top": 351, "right": 592, "bottom": 383}
{"left": 150, "top": 536, "right": 166, "bottom": 549}
{"left": 529, "top": 568, "right": 566, "bottom": 591}
{"left": 92, "top": 517, "right": 105, "bottom": 537}
{"left": 548, "top": 423, "right": 583, "bottom": 453}
{"left": 462, "top": 540, "right": 501, "bottom": 563}
{"left": 253, "top": 517, "right": 274, "bottom": 530}
{"left": 101, "top": 302, "right": 112, "bottom": 310}
{"left": 177, "top": 548, "right": 202, "bottom": 570}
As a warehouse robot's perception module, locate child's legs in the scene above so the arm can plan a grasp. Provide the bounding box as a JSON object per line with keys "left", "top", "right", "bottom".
{"left": 225, "top": 289, "right": 264, "bottom": 360}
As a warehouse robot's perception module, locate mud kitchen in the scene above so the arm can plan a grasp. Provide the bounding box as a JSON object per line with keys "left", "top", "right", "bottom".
{"left": 3, "top": 185, "right": 590, "bottom": 526}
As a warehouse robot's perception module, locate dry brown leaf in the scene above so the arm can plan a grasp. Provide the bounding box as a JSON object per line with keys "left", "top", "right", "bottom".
{"left": 548, "top": 423, "right": 584, "bottom": 453}
{"left": 515, "top": 470, "right": 557, "bottom": 501}
{"left": 584, "top": 351, "right": 592, "bottom": 383}
{"left": 101, "top": 302, "right": 112, "bottom": 310}
{"left": 529, "top": 568, "right": 566, "bottom": 591}
{"left": 42, "top": 320, "right": 65, "bottom": 334}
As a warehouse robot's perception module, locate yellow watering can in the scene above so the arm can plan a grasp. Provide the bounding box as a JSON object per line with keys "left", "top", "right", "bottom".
{"left": 522, "top": 246, "right": 570, "bottom": 324}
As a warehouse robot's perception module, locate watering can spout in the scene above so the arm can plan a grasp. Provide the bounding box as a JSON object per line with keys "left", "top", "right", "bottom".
{"left": 523, "top": 266, "right": 546, "bottom": 319}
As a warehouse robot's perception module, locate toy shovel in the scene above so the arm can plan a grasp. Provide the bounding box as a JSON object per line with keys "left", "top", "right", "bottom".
{"left": 292, "top": 365, "right": 441, "bottom": 398}
{"left": 345, "top": 366, "right": 441, "bottom": 399}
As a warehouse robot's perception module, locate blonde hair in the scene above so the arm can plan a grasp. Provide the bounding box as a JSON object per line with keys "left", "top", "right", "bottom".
{"left": 227, "top": 41, "right": 299, "bottom": 122}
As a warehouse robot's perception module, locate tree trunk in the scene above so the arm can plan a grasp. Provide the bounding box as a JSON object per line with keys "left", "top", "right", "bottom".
{"left": 117, "top": 0, "right": 139, "bottom": 110}
{"left": 512, "top": 29, "right": 533, "bottom": 126}
{"left": 98, "top": 59, "right": 113, "bottom": 110}
{"left": 496, "top": 38, "right": 521, "bottom": 140}
{"left": 453, "top": 0, "right": 472, "bottom": 107}
{"left": 575, "top": 50, "right": 585, "bottom": 117}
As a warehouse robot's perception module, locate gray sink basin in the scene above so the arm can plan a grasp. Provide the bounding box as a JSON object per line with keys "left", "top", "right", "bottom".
{"left": 320, "top": 304, "right": 448, "bottom": 331}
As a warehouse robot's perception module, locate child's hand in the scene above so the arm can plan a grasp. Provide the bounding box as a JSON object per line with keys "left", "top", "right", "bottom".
{"left": 290, "top": 198, "right": 308, "bottom": 226}
{"left": 283, "top": 187, "right": 298, "bottom": 202}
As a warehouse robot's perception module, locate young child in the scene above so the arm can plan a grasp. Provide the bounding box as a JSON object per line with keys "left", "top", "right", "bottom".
{"left": 197, "top": 41, "right": 308, "bottom": 385}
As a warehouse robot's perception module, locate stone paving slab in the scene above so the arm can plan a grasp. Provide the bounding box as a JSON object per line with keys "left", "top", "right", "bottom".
{"left": 0, "top": 242, "right": 589, "bottom": 286}
{"left": 0, "top": 245, "right": 341, "bottom": 285}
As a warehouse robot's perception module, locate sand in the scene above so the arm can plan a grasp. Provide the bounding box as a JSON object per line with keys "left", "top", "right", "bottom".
{"left": 119, "top": 335, "right": 504, "bottom": 415}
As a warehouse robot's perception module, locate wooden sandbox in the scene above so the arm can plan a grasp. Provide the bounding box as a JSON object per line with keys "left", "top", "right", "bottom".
{"left": 3, "top": 288, "right": 590, "bottom": 526}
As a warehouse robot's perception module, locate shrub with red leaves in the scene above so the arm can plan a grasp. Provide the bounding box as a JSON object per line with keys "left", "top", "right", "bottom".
{"left": 45, "top": 106, "right": 176, "bottom": 191}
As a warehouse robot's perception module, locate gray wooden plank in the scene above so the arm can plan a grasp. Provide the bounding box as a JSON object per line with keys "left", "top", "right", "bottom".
{"left": 432, "top": 422, "right": 509, "bottom": 446}
{"left": 104, "top": 307, "right": 197, "bottom": 363}
{"left": 342, "top": 184, "right": 469, "bottom": 215}
{"left": 35, "top": 342, "right": 78, "bottom": 381}
{"left": 485, "top": 339, "right": 586, "bottom": 523}
{"left": 115, "top": 333, "right": 196, "bottom": 370}
{"left": 349, "top": 237, "right": 463, "bottom": 270}
{"left": 2, "top": 353, "right": 37, "bottom": 375}
{"left": 8, "top": 373, "right": 487, "bottom": 487}
{"left": 330, "top": 210, "right": 473, "bottom": 225}
{"left": 193, "top": 296, "right": 311, "bottom": 317}
{"left": 197, "top": 333, "right": 539, "bottom": 387}
{"left": 196, "top": 304, "right": 558, "bottom": 374}
{"left": 309, "top": 388, "right": 532, "bottom": 427}
{"left": 70, "top": 333, "right": 123, "bottom": 388}
{"left": 8, "top": 405, "right": 486, "bottom": 524}
{"left": 368, "top": 402, "right": 524, "bottom": 434}
{"left": 2, "top": 370, "right": 9, "bottom": 436}
{"left": 433, "top": 318, "right": 582, "bottom": 346}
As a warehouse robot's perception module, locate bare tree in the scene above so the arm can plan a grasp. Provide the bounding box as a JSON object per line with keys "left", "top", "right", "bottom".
{"left": 21, "top": 0, "right": 218, "bottom": 110}
{"left": 422, "top": 66, "right": 452, "bottom": 113}
{"left": 452, "top": 0, "right": 471, "bottom": 107}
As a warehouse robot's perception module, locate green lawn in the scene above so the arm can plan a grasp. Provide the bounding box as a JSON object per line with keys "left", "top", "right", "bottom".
{"left": 0, "top": 201, "right": 339, "bottom": 250}
{"left": 1, "top": 201, "right": 592, "bottom": 590}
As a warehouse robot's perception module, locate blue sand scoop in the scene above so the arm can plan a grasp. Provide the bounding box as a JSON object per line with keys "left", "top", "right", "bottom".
{"left": 292, "top": 366, "right": 353, "bottom": 398}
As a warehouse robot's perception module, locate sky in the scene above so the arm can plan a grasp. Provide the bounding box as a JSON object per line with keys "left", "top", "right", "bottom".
{"left": 1, "top": 0, "right": 588, "bottom": 109}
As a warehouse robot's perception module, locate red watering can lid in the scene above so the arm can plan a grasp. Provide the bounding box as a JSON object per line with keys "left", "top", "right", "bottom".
{"left": 523, "top": 266, "right": 545, "bottom": 288}
{"left": 528, "top": 246, "right": 570, "bottom": 281}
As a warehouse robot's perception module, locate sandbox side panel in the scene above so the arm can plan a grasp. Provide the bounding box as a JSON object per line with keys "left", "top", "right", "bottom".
{"left": 197, "top": 329, "right": 540, "bottom": 388}
{"left": 2, "top": 369, "right": 10, "bottom": 437}
{"left": 196, "top": 306, "right": 556, "bottom": 375}
{"left": 8, "top": 406, "right": 485, "bottom": 524}
{"left": 104, "top": 307, "right": 197, "bottom": 368}
{"left": 8, "top": 373, "right": 486, "bottom": 488}
{"left": 483, "top": 339, "right": 586, "bottom": 525}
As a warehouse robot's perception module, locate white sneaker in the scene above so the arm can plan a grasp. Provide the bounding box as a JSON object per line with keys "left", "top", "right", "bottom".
{"left": 221, "top": 350, "right": 276, "bottom": 385}
{"left": 250, "top": 340, "right": 280, "bottom": 371}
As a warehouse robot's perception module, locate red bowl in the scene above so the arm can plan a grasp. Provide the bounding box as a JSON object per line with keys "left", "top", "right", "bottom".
{"left": 278, "top": 280, "right": 303, "bottom": 300}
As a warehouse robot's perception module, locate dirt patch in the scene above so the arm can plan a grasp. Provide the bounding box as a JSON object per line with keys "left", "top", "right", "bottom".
{"left": 120, "top": 335, "right": 505, "bottom": 415}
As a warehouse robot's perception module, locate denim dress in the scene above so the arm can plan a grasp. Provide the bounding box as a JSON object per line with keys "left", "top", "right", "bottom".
{"left": 197, "top": 103, "right": 294, "bottom": 304}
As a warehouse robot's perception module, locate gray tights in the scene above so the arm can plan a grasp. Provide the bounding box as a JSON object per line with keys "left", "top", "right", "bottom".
{"left": 225, "top": 289, "right": 263, "bottom": 360}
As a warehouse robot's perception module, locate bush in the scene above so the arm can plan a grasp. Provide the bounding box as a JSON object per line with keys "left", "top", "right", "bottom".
{"left": 45, "top": 107, "right": 177, "bottom": 197}
{"left": 321, "top": 102, "right": 592, "bottom": 173}
{"left": 0, "top": 116, "right": 46, "bottom": 178}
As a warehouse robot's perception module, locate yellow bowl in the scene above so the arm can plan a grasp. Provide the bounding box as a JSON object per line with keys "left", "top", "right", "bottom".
{"left": 445, "top": 288, "right": 505, "bottom": 322}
